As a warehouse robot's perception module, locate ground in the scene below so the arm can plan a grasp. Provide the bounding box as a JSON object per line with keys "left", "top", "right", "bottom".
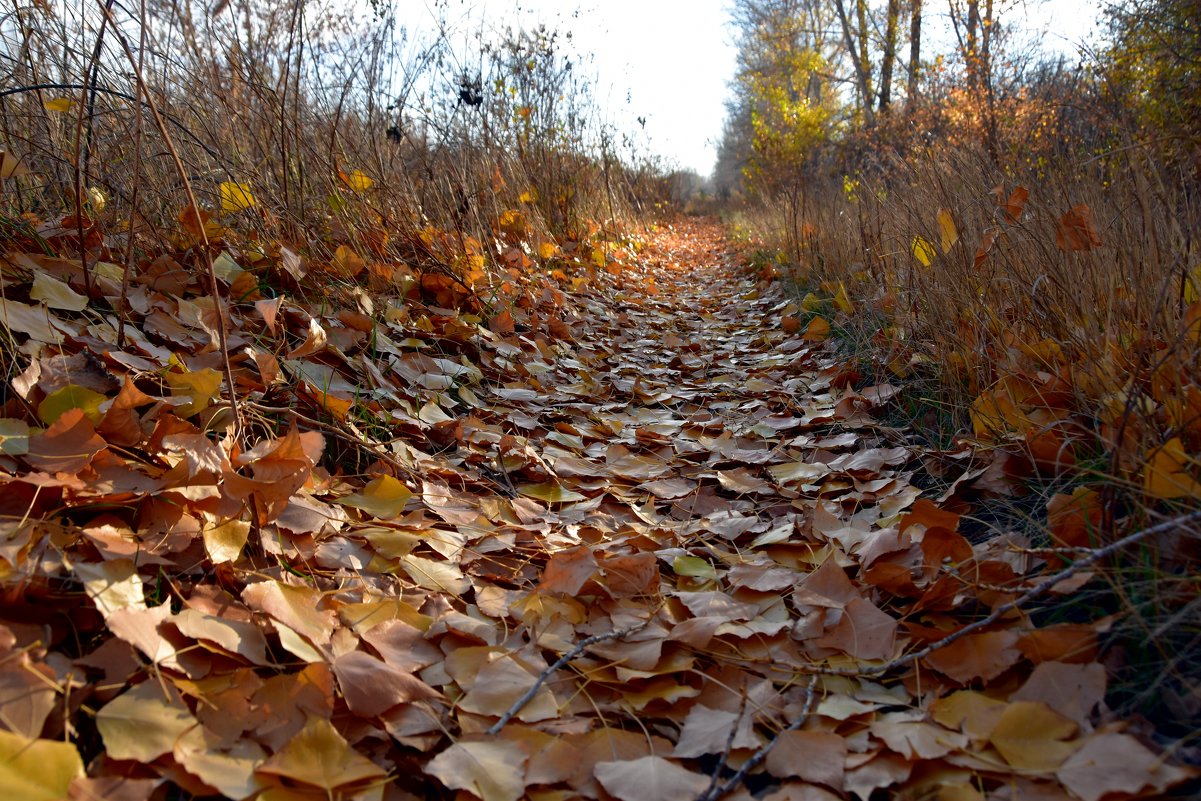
{"left": 0, "top": 219, "right": 1194, "bottom": 800}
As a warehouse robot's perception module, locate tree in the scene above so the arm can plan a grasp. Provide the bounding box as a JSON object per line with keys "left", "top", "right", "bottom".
{"left": 1104, "top": 0, "right": 1201, "bottom": 172}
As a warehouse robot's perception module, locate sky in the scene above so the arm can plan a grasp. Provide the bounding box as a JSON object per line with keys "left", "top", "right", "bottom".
{"left": 399, "top": 1, "right": 1104, "bottom": 177}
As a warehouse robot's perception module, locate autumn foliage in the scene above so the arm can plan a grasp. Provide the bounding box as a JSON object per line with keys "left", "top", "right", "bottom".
{"left": 2, "top": 0, "right": 1201, "bottom": 798}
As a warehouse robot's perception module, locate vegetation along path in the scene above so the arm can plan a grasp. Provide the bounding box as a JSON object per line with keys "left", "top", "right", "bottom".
{"left": 2, "top": 217, "right": 1196, "bottom": 800}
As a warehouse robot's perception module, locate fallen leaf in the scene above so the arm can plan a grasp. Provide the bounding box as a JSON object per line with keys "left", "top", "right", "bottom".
{"left": 427, "top": 739, "right": 529, "bottom": 801}
{"left": 256, "top": 716, "right": 387, "bottom": 791}
{"left": 30, "top": 272, "right": 88, "bottom": 311}
{"left": 96, "top": 681, "right": 199, "bottom": 762}
{"left": 0, "top": 730, "right": 84, "bottom": 801}
{"left": 1057, "top": 732, "right": 1194, "bottom": 801}
{"left": 988, "top": 700, "right": 1079, "bottom": 771}
{"left": 764, "top": 730, "right": 846, "bottom": 787}
{"left": 595, "top": 756, "right": 709, "bottom": 801}
{"left": 338, "top": 475, "right": 413, "bottom": 519}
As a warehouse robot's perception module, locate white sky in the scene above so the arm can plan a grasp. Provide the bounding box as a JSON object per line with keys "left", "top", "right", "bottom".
{"left": 399, "top": 1, "right": 1103, "bottom": 177}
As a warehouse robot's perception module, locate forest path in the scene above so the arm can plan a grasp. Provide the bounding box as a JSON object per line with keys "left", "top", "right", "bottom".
{"left": 2, "top": 218, "right": 1190, "bottom": 801}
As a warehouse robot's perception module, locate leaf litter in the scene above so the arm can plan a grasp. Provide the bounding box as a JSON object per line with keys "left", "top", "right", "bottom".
{"left": 0, "top": 218, "right": 1194, "bottom": 801}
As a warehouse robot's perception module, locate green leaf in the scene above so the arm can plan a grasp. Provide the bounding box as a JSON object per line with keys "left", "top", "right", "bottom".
{"left": 0, "top": 730, "right": 84, "bottom": 801}
{"left": 673, "top": 555, "right": 717, "bottom": 579}
{"left": 37, "top": 384, "right": 106, "bottom": 425}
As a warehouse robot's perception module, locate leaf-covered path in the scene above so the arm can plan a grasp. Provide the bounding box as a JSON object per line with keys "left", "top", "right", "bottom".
{"left": 1, "top": 219, "right": 1194, "bottom": 800}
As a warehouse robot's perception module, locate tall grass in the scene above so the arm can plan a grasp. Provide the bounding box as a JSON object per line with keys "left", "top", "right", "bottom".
{"left": 0, "top": 0, "right": 666, "bottom": 295}
{"left": 732, "top": 71, "right": 1201, "bottom": 733}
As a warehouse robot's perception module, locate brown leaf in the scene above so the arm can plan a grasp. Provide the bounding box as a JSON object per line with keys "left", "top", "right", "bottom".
{"left": 1057, "top": 732, "right": 1195, "bottom": 801}
{"left": 924, "top": 630, "right": 1021, "bottom": 683}
{"left": 1055, "top": 204, "right": 1102, "bottom": 251}
{"left": 816, "top": 597, "right": 898, "bottom": 661}
{"left": 1011, "top": 661, "right": 1106, "bottom": 728}
{"left": 539, "top": 545, "right": 598, "bottom": 595}
{"left": 25, "top": 408, "right": 107, "bottom": 473}
{"left": 427, "top": 739, "right": 529, "bottom": 801}
{"left": 332, "top": 650, "right": 441, "bottom": 717}
{"left": 672, "top": 704, "right": 760, "bottom": 758}
{"left": 765, "top": 730, "right": 846, "bottom": 787}
{"left": 595, "top": 756, "right": 709, "bottom": 801}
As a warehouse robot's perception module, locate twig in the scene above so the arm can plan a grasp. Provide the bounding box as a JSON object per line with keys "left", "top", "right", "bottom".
{"left": 701, "top": 510, "right": 1201, "bottom": 801}
{"left": 703, "top": 692, "right": 749, "bottom": 799}
{"left": 485, "top": 617, "right": 653, "bottom": 735}
{"left": 696, "top": 675, "right": 819, "bottom": 801}
{"left": 846, "top": 509, "right": 1201, "bottom": 679}
{"left": 770, "top": 509, "right": 1201, "bottom": 682}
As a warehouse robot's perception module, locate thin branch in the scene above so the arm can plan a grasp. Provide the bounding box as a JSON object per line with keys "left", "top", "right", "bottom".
{"left": 704, "top": 692, "right": 749, "bottom": 800}
{"left": 705, "top": 510, "right": 1201, "bottom": 801}
{"left": 485, "top": 617, "right": 653, "bottom": 735}
{"left": 696, "top": 675, "right": 819, "bottom": 801}
{"left": 805, "top": 509, "right": 1201, "bottom": 680}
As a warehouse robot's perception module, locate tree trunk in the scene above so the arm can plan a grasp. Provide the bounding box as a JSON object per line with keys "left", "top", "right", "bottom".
{"left": 856, "top": 0, "right": 873, "bottom": 102}
{"left": 834, "top": 0, "right": 875, "bottom": 125}
{"left": 879, "top": 0, "right": 900, "bottom": 112}
{"left": 965, "top": 0, "right": 980, "bottom": 90}
{"left": 908, "top": 0, "right": 922, "bottom": 107}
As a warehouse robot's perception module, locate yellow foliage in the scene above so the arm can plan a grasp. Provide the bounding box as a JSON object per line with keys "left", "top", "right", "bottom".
{"left": 341, "top": 169, "right": 375, "bottom": 192}
{"left": 912, "top": 235, "right": 937, "bottom": 267}
{"left": 938, "top": 208, "right": 958, "bottom": 252}
{"left": 219, "top": 181, "right": 256, "bottom": 213}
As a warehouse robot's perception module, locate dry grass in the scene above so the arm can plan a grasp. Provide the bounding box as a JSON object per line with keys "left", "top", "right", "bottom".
{"left": 733, "top": 106, "right": 1201, "bottom": 737}
{"left": 0, "top": 0, "right": 667, "bottom": 289}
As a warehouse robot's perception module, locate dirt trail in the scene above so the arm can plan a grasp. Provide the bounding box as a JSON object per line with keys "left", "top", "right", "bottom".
{"left": 1, "top": 218, "right": 1192, "bottom": 800}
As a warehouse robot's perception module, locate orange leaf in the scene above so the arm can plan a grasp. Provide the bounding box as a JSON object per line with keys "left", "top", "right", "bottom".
{"left": 924, "top": 630, "right": 1021, "bottom": 683}
{"left": 1056, "top": 204, "right": 1102, "bottom": 251}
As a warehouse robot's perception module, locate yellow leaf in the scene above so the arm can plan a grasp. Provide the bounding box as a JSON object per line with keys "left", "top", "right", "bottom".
{"left": 518, "top": 482, "right": 586, "bottom": 503}
{"left": 803, "top": 315, "right": 830, "bottom": 341}
{"left": 0, "top": 730, "right": 84, "bottom": 801}
{"left": 96, "top": 682, "right": 199, "bottom": 763}
{"left": 1143, "top": 437, "right": 1201, "bottom": 499}
{"left": 988, "top": 700, "right": 1080, "bottom": 771}
{"left": 519, "top": 189, "right": 538, "bottom": 203}
{"left": 87, "top": 185, "right": 107, "bottom": 212}
{"left": 43, "top": 97, "right": 75, "bottom": 113}
{"left": 1184, "top": 262, "right": 1200, "bottom": 304}
{"left": 30, "top": 272, "right": 88, "bottom": 311}
{"left": 203, "top": 517, "right": 251, "bottom": 563}
{"left": 0, "top": 419, "right": 31, "bottom": 456}
{"left": 37, "top": 384, "right": 106, "bottom": 425}
{"left": 164, "top": 367, "right": 223, "bottom": 418}
{"left": 800, "top": 292, "right": 822, "bottom": 312}
{"left": 833, "top": 281, "right": 854, "bottom": 314}
{"left": 257, "top": 717, "right": 387, "bottom": 792}
{"left": 400, "top": 553, "right": 471, "bottom": 595}
{"left": 342, "top": 169, "right": 375, "bottom": 192}
{"left": 74, "top": 559, "right": 145, "bottom": 617}
{"left": 938, "top": 208, "right": 959, "bottom": 252}
{"left": 912, "top": 235, "right": 937, "bottom": 267}
{"left": 0, "top": 151, "right": 31, "bottom": 179}
{"left": 219, "top": 181, "right": 256, "bottom": 213}
{"left": 672, "top": 555, "right": 717, "bottom": 579}
{"left": 338, "top": 475, "right": 413, "bottom": 519}
{"left": 537, "top": 241, "right": 559, "bottom": 260}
